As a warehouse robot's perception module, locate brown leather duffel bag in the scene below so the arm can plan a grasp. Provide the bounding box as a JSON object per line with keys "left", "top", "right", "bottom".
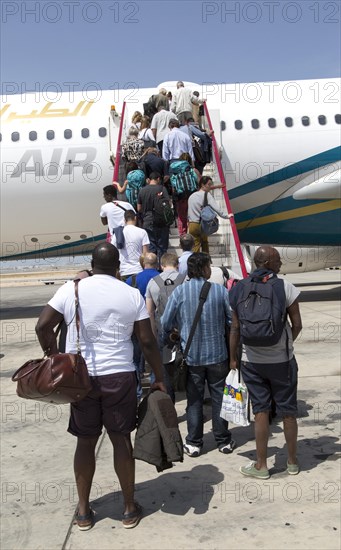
{"left": 12, "top": 352, "right": 91, "bottom": 404}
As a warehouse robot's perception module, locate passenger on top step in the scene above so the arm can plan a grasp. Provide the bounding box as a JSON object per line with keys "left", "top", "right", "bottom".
{"left": 171, "top": 81, "right": 201, "bottom": 125}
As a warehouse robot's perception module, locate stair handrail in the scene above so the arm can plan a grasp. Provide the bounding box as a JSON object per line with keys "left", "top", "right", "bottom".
{"left": 203, "top": 102, "right": 248, "bottom": 278}
{"left": 113, "top": 101, "right": 127, "bottom": 183}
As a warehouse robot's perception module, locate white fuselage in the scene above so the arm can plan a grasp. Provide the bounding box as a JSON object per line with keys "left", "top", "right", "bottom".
{"left": 0, "top": 78, "right": 340, "bottom": 268}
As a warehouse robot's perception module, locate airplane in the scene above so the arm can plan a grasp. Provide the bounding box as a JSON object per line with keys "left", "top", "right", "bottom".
{"left": 0, "top": 78, "right": 340, "bottom": 274}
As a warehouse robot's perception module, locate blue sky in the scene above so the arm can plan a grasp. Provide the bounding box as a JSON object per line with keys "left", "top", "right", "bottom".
{"left": 1, "top": 0, "right": 340, "bottom": 94}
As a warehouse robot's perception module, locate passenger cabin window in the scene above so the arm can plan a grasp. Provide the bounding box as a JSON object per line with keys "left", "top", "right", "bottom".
{"left": 11, "top": 132, "right": 19, "bottom": 142}
{"left": 318, "top": 115, "right": 327, "bottom": 125}
{"left": 81, "top": 128, "right": 90, "bottom": 138}
{"left": 47, "top": 130, "right": 55, "bottom": 140}
{"left": 29, "top": 131, "right": 37, "bottom": 141}
{"left": 268, "top": 118, "right": 276, "bottom": 128}
{"left": 64, "top": 129, "right": 72, "bottom": 139}
{"left": 234, "top": 120, "right": 243, "bottom": 130}
{"left": 251, "top": 119, "right": 260, "bottom": 129}
{"left": 335, "top": 114, "right": 341, "bottom": 124}
{"left": 285, "top": 117, "right": 293, "bottom": 127}
{"left": 302, "top": 116, "right": 310, "bottom": 126}
{"left": 98, "top": 127, "right": 107, "bottom": 137}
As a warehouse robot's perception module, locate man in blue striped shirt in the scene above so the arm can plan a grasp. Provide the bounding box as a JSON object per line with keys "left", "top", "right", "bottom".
{"left": 161, "top": 253, "right": 236, "bottom": 457}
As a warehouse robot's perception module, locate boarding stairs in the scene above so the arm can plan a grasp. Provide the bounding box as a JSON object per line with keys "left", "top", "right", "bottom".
{"left": 109, "top": 101, "right": 248, "bottom": 278}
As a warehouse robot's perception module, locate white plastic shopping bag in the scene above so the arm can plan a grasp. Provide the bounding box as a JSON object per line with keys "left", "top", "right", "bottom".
{"left": 220, "top": 369, "right": 250, "bottom": 427}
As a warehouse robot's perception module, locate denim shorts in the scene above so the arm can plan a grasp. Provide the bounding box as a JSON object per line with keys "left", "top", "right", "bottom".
{"left": 241, "top": 357, "right": 298, "bottom": 416}
{"left": 68, "top": 371, "right": 137, "bottom": 438}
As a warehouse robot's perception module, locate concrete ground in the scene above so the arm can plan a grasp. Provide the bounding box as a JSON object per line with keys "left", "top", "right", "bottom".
{"left": 0, "top": 269, "right": 340, "bottom": 550}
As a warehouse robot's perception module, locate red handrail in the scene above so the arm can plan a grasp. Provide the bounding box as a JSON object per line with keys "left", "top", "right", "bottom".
{"left": 203, "top": 102, "right": 248, "bottom": 278}
{"left": 112, "top": 101, "right": 126, "bottom": 183}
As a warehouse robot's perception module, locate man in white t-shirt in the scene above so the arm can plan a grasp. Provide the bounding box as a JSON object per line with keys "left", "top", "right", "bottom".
{"left": 151, "top": 106, "right": 177, "bottom": 155}
{"left": 100, "top": 185, "right": 136, "bottom": 239}
{"left": 229, "top": 246, "right": 302, "bottom": 480}
{"left": 112, "top": 210, "right": 150, "bottom": 280}
{"left": 36, "top": 243, "right": 166, "bottom": 531}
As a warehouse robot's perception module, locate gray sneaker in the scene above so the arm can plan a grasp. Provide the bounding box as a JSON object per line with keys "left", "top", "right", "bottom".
{"left": 240, "top": 461, "right": 270, "bottom": 479}
{"left": 287, "top": 461, "right": 300, "bottom": 475}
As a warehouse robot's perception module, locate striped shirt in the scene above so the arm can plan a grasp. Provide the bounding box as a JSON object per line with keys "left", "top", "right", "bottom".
{"left": 161, "top": 278, "right": 231, "bottom": 366}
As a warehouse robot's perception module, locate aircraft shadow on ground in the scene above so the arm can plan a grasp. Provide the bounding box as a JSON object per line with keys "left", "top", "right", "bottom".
{"left": 299, "top": 285, "right": 341, "bottom": 302}
{"left": 0, "top": 306, "right": 44, "bottom": 320}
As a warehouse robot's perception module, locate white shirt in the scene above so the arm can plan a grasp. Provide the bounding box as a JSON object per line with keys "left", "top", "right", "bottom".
{"left": 138, "top": 128, "right": 155, "bottom": 141}
{"left": 178, "top": 251, "right": 193, "bottom": 275}
{"left": 112, "top": 224, "right": 150, "bottom": 276}
{"left": 151, "top": 110, "right": 178, "bottom": 143}
{"left": 100, "top": 201, "right": 136, "bottom": 236}
{"left": 48, "top": 276, "right": 149, "bottom": 376}
{"left": 171, "top": 87, "right": 197, "bottom": 115}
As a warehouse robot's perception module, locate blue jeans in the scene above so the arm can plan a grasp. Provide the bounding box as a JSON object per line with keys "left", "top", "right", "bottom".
{"left": 186, "top": 361, "right": 231, "bottom": 448}
{"left": 146, "top": 227, "right": 169, "bottom": 265}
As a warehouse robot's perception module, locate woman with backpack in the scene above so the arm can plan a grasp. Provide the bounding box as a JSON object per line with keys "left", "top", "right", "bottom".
{"left": 114, "top": 161, "right": 145, "bottom": 212}
{"left": 168, "top": 153, "right": 199, "bottom": 236}
{"left": 188, "top": 176, "right": 230, "bottom": 253}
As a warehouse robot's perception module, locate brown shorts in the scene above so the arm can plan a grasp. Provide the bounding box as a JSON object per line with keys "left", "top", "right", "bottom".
{"left": 68, "top": 371, "right": 137, "bottom": 438}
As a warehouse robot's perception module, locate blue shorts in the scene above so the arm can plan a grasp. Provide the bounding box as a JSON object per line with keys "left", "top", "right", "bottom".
{"left": 241, "top": 357, "right": 298, "bottom": 416}
{"left": 68, "top": 371, "right": 137, "bottom": 438}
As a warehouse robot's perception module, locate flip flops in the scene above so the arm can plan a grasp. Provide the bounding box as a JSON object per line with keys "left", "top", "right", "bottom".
{"left": 75, "top": 508, "right": 95, "bottom": 531}
{"left": 122, "top": 502, "right": 143, "bottom": 529}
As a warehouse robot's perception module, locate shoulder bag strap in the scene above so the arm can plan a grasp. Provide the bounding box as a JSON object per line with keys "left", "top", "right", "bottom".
{"left": 73, "top": 279, "right": 81, "bottom": 354}
{"left": 182, "top": 281, "right": 211, "bottom": 360}
{"left": 203, "top": 191, "right": 208, "bottom": 207}
{"left": 113, "top": 201, "right": 127, "bottom": 211}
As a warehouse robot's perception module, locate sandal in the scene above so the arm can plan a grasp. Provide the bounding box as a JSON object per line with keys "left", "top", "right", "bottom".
{"left": 75, "top": 508, "right": 95, "bottom": 531}
{"left": 122, "top": 502, "right": 143, "bottom": 529}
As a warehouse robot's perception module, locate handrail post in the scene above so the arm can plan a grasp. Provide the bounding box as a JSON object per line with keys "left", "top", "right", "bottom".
{"left": 203, "top": 102, "right": 248, "bottom": 278}
{"left": 113, "top": 101, "right": 126, "bottom": 183}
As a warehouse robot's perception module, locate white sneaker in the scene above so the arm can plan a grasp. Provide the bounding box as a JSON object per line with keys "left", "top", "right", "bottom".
{"left": 183, "top": 444, "right": 201, "bottom": 457}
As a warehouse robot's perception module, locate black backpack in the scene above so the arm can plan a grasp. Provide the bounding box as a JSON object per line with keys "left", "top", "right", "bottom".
{"left": 229, "top": 271, "right": 287, "bottom": 346}
{"left": 152, "top": 191, "right": 175, "bottom": 227}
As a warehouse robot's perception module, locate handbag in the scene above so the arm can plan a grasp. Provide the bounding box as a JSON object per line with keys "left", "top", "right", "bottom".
{"left": 200, "top": 192, "right": 219, "bottom": 236}
{"left": 192, "top": 136, "right": 205, "bottom": 164}
{"left": 172, "top": 282, "right": 211, "bottom": 392}
{"left": 220, "top": 369, "right": 250, "bottom": 427}
{"left": 11, "top": 280, "right": 92, "bottom": 405}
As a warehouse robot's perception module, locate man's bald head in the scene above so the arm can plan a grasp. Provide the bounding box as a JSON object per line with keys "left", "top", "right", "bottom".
{"left": 254, "top": 246, "right": 282, "bottom": 273}
{"left": 91, "top": 243, "right": 120, "bottom": 274}
{"left": 141, "top": 252, "right": 158, "bottom": 269}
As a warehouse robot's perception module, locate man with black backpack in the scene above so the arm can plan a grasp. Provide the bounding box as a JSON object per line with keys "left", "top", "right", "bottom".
{"left": 229, "top": 246, "right": 303, "bottom": 479}
{"left": 137, "top": 172, "right": 173, "bottom": 266}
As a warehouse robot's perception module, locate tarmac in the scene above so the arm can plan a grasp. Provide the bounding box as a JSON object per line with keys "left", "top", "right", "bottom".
{"left": 0, "top": 268, "right": 340, "bottom": 550}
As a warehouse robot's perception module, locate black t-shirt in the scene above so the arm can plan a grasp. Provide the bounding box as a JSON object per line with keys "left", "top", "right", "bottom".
{"left": 137, "top": 184, "right": 170, "bottom": 229}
